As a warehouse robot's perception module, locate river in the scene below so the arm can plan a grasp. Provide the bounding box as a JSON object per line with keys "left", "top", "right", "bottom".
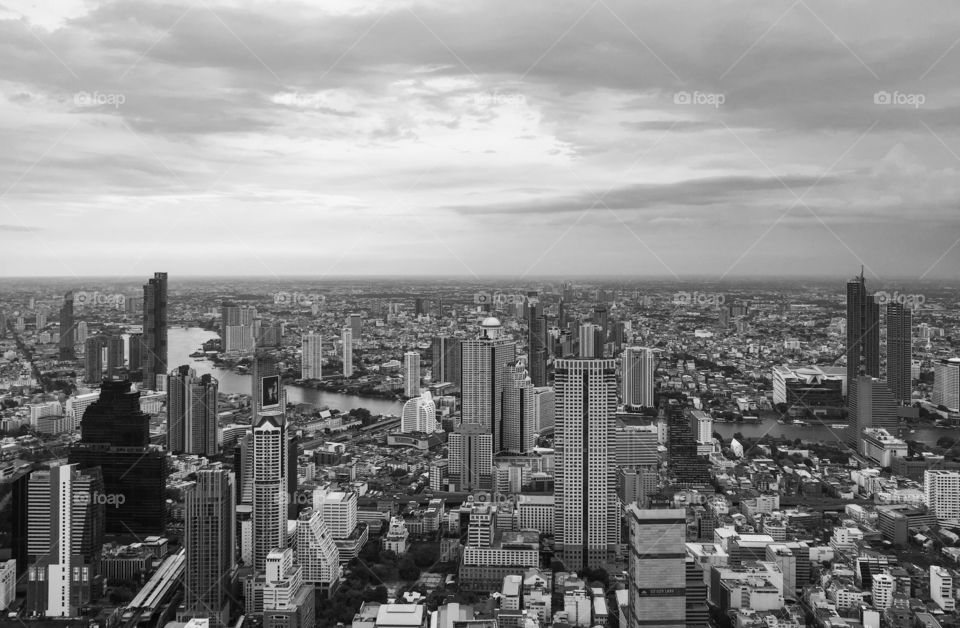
{"left": 167, "top": 327, "right": 404, "bottom": 416}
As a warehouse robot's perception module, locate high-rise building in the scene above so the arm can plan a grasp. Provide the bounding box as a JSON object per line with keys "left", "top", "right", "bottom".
{"left": 128, "top": 333, "right": 143, "bottom": 375}
{"left": 59, "top": 292, "right": 75, "bottom": 360}
{"left": 401, "top": 391, "right": 437, "bottom": 434}
{"left": 431, "top": 335, "right": 461, "bottom": 387}
{"left": 528, "top": 295, "right": 548, "bottom": 387}
{"left": 846, "top": 271, "right": 880, "bottom": 400}
{"left": 625, "top": 506, "right": 686, "bottom": 628}
{"left": 554, "top": 358, "right": 618, "bottom": 570}
{"left": 301, "top": 334, "right": 323, "bottom": 380}
{"left": 448, "top": 422, "right": 493, "bottom": 491}
{"left": 533, "top": 386, "right": 555, "bottom": 432}
{"left": 25, "top": 464, "right": 104, "bottom": 617}
{"left": 925, "top": 470, "right": 960, "bottom": 527}
{"left": 348, "top": 313, "right": 362, "bottom": 339}
{"left": 221, "top": 303, "right": 257, "bottom": 353}
{"left": 578, "top": 323, "right": 603, "bottom": 358}
{"left": 622, "top": 347, "right": 656, "bottom": 409}
{"left": 404, "top": 351, "right": 421, "bottom": 397}
{"left": 933, "top": 358, "right": 960, "bottom": 412}
{"left": 68, "top": 380, "right": 167, "bottom": 535}
{"left": 886, "top": 302, "right": 913, "bottom": 404}
{"left": 502, "top": 360, "right": 536, "bottom": 453}
{"left": 75, "top": 320, "right": 88, "bottom": 345}
{"left": 294, "top": 508, "right": 340, "bottom": 595}
{"left": 253, "top": 410, "right": 289, "bottom": 571}
{"left": 84, "top": 335, "right": 106, "bottom": 383}
{"left": 667, "top": 407, "right": 711, "bottom": 488}
{"left": 461, "top": 317, "right": 516, "bottom": 452}
{"left": 252, "top": 352, "right": 286, "bottom": 418}
{"left": 261, "top": 548, "right": 314, "bottom": 628}
{"left": 167, "top": 365, "right": 219, "bottom": 456}
{"left": 183, "top": 464, "right": 235, "bottom": 628}
{"left": 142, "top": 272, "right": 168, "bottom": 389}
{"left": 106, "top": 334, "right": 125, "bottom": 378}
{"left": 341, "top": 328, "right": 353, "bottom": 377}
{"left": 846, "top": 376, "right": 899, "bottom": 447}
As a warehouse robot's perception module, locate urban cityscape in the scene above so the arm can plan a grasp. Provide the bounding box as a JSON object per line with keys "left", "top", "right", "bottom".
{"left": 3, "top": 2, "right": 960, "bottom": 628}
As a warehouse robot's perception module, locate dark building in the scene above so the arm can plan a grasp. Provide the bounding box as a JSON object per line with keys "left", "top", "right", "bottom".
{"left": 846, "top": 270, "right": 880, "bottom": 399}
{"left": 686, "top": 557, "right": 709, "bottom": 628}
{"left": 5, "top": 466, "right": 31, "bottom": 576}
{"left": 68, "top": 380, "right": 168, "bottom": 535}
{"left": 414, "top": 297, "right": 428, "bottom": 316}
{"left": 667, "top": 407, "right": 711, "bottom": 488}
{"left": 84, "top": 335, "right": 106, "bottom": 383}
{"left": 128, "top": 333, "right": 144, "bottom": 377}
{"left": 59, "top": 291, "right": 75, "bottom": 360}
{"left": 527, "top": 293, "right": 548, "bottom": 387}
{"left": 106, "top": 333, "right": 125, "bottom": 378}
{"left": 141, "top": 271, "right": 168, "bottom": 389}
{"left": 886, "top": 302, "right": 913, "bottom": 404}
{"left": 431, "top": 335, "right": 462, "bottom": 387}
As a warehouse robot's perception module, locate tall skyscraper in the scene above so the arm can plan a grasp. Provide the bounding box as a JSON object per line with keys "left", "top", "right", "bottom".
{"left": 925, "top": 470, "right": 960, "bottom": 527}
{"left": 68, "top": 380, "right": 167, "bottom": 534}
{"left": 933, "top": 358, "right": 960, "bottom": 412}
{"left": 301, "top": 334, "right": 323, "bottom": 380}
{"left": 253, "top": 410, "right": 289, "bottom": 571}
{"left": 448, "top": 422, "right": 493, "bottom": 491}
{"left": 886, "top": 302, "right": 913, "bottom": 404}
{"left": 431, "top": 335, "right": 461, "bottom": 387}
{"left": 554, "top": 358, "right": 618, "bottom": 570}
{"left": 221, "top": 303, "right": 257, "bottom": 353}
{"left": 667, "top": 407, "right": 711, "bottom": 488}
{"left": 252, "top": 352, "right": 286, "bottom": 418}
{"left": 25, "top": 464, "right": 104, "bottom": 617}
{"left": 168, "top": 365, "right": 219, "bottom": 456}
{"left": 578, "top": 323, "right": 603, "bottom": 358}
{"left": 404, "top": 351, "right": 421, "bottom": 397}
{"left": 105, "top": 334, "right": 125, "bottom": 378}
{"left": 58, "top": 291, "right": 75, "bottom": 360}
{"left": 593, "top": 305, "right": 609, "bottom": 344}
{"left": 84, "top": 335, "right": 105, "bottom": 383}
{"left": 502, "top": 359, "right": 536, "bottom": 453}
{"left": 846, "top": 270, "right": 880, "bottom": 399}
{"left": 183, "top": 464, "right": 235, "bottom": 628}
{"left": 625, "top": 506, "right": 687, "bottom": 628}
{"left": 846, "top": 375, "right": 899, "bottom": 446}
{"left": 341, "top": 328, "right": 353, "bottom": 376}
{"left": 348, "top": 313, "right": 362, "bottom": 339}
{"left": 461, "top": 317, "right": 516, "bottom": 452}
{"left": 294, "top": 508, "right": 341, "bottom": 596}
{"left": 528, "top": 294, "right": 548, "bottom": 387}
{"left": 128, "top": 333, "right": 143, "bottom": 374}
{"left": 622, "top": 347, "right": 656, "bottom": 409}
{"left": 142, "top": 272, "right": 168, "bottom": 389}
{"left": 401, "top": 391, "right": 437, "bottom": 434}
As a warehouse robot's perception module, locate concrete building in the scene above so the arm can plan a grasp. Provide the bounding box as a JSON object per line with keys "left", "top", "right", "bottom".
{"left": 622, "top": 347, "right": 656, "bottom": 409}
{"left": 401, "top": 392, "right": 437, "bottom": 434}
{"left": 404, "top": 351, "right": 421, "bottom": 397}
{"left": 626, "top": 507, "right": 686, "bottom": 628}
{"left": 933, "top": 358, "right": 960, "bottom": 412}
{"left": 301, "top": 334, "right": 323, "bottom": 380}
{"left": 925, "top": 470, "right": 960, "bottom": 526}
{"left": 930, "top": 566, "right": 955, "bottom": 612}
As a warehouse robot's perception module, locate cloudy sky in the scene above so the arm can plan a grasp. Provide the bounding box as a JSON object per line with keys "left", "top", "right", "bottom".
{"left": 1, "top": 0, "right": 959, "bottom": 280}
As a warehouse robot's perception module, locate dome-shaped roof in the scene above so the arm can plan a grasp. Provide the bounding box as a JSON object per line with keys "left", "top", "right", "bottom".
{"left": 481, "top": 316, "right": 502, "bottom": 328}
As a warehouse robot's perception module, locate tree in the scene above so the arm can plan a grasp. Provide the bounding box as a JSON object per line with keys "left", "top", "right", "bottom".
{"left": 398, "top": 558, "right": 421, "bottom": 581}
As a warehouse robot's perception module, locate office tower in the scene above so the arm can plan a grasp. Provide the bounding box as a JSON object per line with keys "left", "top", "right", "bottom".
{"left": 315, "top": 490, "right": 358, "bottom": 542}
{"left": 294, "top": 508, "right": 340, "bottom": 595}
{"left": 925, "top": 470, "right": 960, "bottom": 526}
{"left": 414, "top": 297, "right": 427, "bottom": 316}
{"left": 685, "top": 557, "right": 710, "bottom": 628}
{"left": 502, "top": 360, "right": 536, "bottom": 453}
{"left": 261, "top": 548, "right": 314, "bottom": 628}
{"left": 59, "top": 292, "right": 75, "bottom": 360}
{"left": 25, "top": 464, "right": 104, "bottom": 617}
{"left": 401, "top": 391, "right": 437, "bottom": 433}
{"left": 615, "top": 424, "right": 659, "bottom": 467}
{"left": 593, "top": 305, "right": 609, "bottom": 343}
{"left": 168, "top": 365, "right": 219, "bottom": 456}
{"left": 622, "top": 347, "right": 656, "bottom": 409}
{"left": 528, "top": 294, "right": 548, "bottom": 387}
{"left": 84, "top": 336, "right": 106, "bottom": 383}
{"left": 625, "top": 507, "right": 686, "bottom": 628}
{"left": 461, "top": 317, "right": 517, "bottom": 451}
{"left": 253, "top": 410, "right": 288, "bottom": 571}
{"left": 578, "top": 323, "right": 602, "bottom": 358}
{"left": 448, "top": 423, "right": 493, "bottom": 491}
{"left": 75, "top": 320, "right": 88, "bottom": 345}
{"left": 690, "top": 410, "right": 713, "bottom": 445}
{"left": 846, "top": 270, "right": 880, "bottom": 399}
{"left": 128, "top": 333, "right": 143, "bottom": 374}
{"left": 35, "top": 310, "right": 46, "bottom": 330}
{"left": 142, "top": 271, "right": 168, "bottom": 389}
{"left": 106, "top": 334, "right": 125, "bottom": 377}
{"left": 617, "top": 466, "right": 658, "bottom": 510}
{"left": 348, "top": 313, "right": 362, "bottom": 339}
{"left": 846, "top": 376, "right": 899, "bottom": 447}
{"left": 68, "top": 380, "right": 167, "bottom": 534}
{"left": 667, "top": 407, "right": 711, "bottom": 488}
{"left": 257, "top": 322, "right": 283, "bottom": 349}
{"left": 533, "top": 386, "right": 555, "bottom": 432}
{"left": 431, "top": 335, "right": 462, "bottom": 387}
{"left": 301, "top": 334, "right": 323, "bottom": 380}
{"left": 183, "top": 464, "right": 235, "bottom": 628}
{"left": 404, "top": 351, "right": 421, "bottom": 397}
{"left": 886, "top": 302, "right": 913, "bottom": 404}
{"left": 221, "top": 303, "right": 257, "bottom": 353}
{"left": 554, "top": 358, "right": 618, "bottom": 570}
{"left": 341, "top": 328, "right": 353, "bottom": 377}
{"left": 933, "top": 358, "right": 960, "bottom": 412}
{"left": 252, "top": 352, "right": 286, "bottom": 418}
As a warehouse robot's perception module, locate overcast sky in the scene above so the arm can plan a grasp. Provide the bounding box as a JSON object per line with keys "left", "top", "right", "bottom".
{"left": 1, "top": 0, "right": 959, "bottom": 281}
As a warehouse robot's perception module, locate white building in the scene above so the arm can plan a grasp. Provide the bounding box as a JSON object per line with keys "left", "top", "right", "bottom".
{"left": 461, "top": 317, "right": 516, "bottom": 444}
{"left": 622, "top": 347, "right": 655, "bottom": 408}
{"left": 502, "top": 360, "right": 536, "bottom": 453}
{"left": 533, "top": 387, "right": 555, "bottom": 431}
{"left": 860, "top": 428, "right": 908, "bottom": 467}
{"left": 261, "top": 548, "right": 303, "bottom": 611}
{"left": 301, "top": 334, "right": 323, "bottom": 380}
{"left": 383, "top": 517, "right": 409, "bottom": 555}
{"left": 252, "top": 411, "right": 288, "bottom": 571}
{"left": 341, "top": 328, "right": 353, "bottom": 376}
{"left": 0, "top": 559, "right": 15, "bottom": 611}
{"left": 517, "top": 495, "right": 554, "bottom": 535}
{"left": 295, "top": 509, "right": 341, "bottom": 592}
{"left": 315, "top": 490, "right": 358, "bottom": 540}
{"left": 931, "top": 566, "right": 956, "bottom": 612}
{"left": 871, "top": 573, "right": 895, "bottom": 609}
{"left": 934, "top": 358, "right": 960, "bottom": 412}
{"left": 926, "top": 470, "right": 960, "bottom": 526}
{"left": 403, "top": 351, "right": 421, "bottom": 397}
{"left": 401, "top": 391, "right": 437, "bottom": 434}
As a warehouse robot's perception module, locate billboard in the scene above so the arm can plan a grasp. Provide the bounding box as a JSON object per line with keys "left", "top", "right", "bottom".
{"left": 260, "top": 375, "right": 280, "bottom": 409}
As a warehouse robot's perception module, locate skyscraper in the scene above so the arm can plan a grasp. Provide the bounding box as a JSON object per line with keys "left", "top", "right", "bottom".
{"left": 578, "top": 323, "right": 603, "bottom": 358}
{"left": 58, "top": 291, "right": 75, "bottom": 360}
{"left": 221, "top": 303, "right": 257, "bottom": 354}
{"left": 84, "top": 335, "right": 105, "bottom": 383}
{"left": 846, "top": 270, "right": 880, "bottom": 399}
{"left": 401, "top": 391, "right": 437, "bottom": 434}
{"left": 128, "top": 333, "right": 143, "bottom": 375}
{"left": 341, "top": 328, "right": 353, "bottom": 376}
{"left": 253, "top": 410, "right": 288, "bottom": 571}
{"left": 431, "top": 335, "right": 461, "bottom": 387}
{"left": 301, "top": 334, "right": 323, "bottom": 380}
{"left": 142, "top": 272, "right": 168, "bottom": 389}
{"left": 106, "top": 334, "right": 125, "bottom": 378}
{"left": 404, "top": 350, "right": 421, "bottom": 397}
{"left": 625, "top": 506, "right": 686, "bottom": 628}
{"left": 461, "top": 317, "right": 516, "bottom": 452}
{"left": 554, "top": 358, "right": 618, "bottom": 570}
{"left": 183, "top": 464, "right": 235, "bottom": 628}
{"left": 502, "top": 359, "right": 536, "bottom": 453}
{"left": 252, "top": 352, "right": 286, "bottom": 418}
{"left": 294, "top": 508, "right": 341, "bottom": 596}
{"left": 448, "top": 422, "right": 493, "bottom": 491}
{"left": 348, "top": 313, "right": 362, "bottom": 339}
{"left": 933, "top": 358, "right": 960, "bottom": 412}
{"left": 528, "top": 294, "right": 548, "bottom": 387}
{"left": 846, "top": 375, "right": 899, "bottom": 447}
{"left": 622, "top": 347, "right": 656, "bottom": 409}
{"left": 168, "top": 365, "right": 219, "bottom": 456}
{"left": 886, "top": 302, "right": 913, "bottom": 404}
